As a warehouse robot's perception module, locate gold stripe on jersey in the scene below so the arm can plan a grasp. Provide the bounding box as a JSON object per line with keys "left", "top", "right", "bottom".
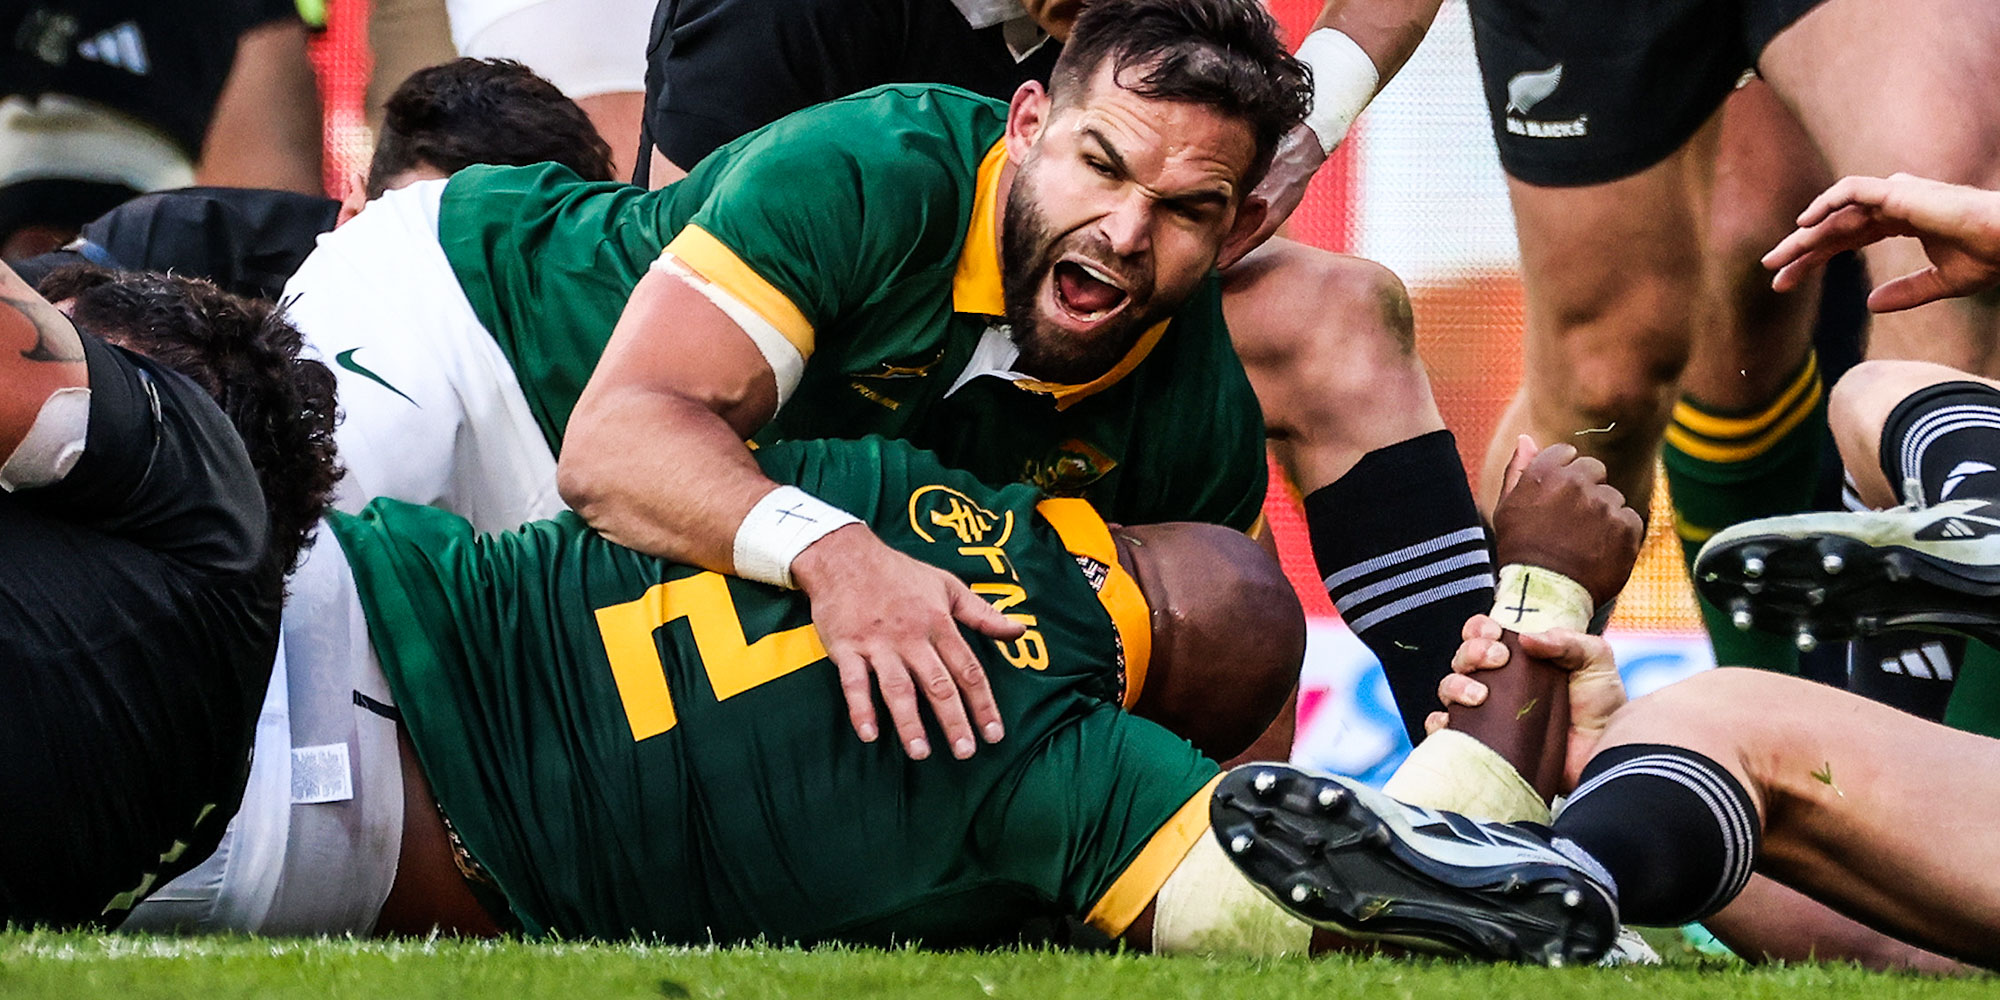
{"left": 662, "top": 225, "right": 817, "bottom": 358}
{"left": 1082, "top": 774, "right": 1223, "bottom": 938}
{"left": 949, "top": 138, "right": 1174, "bottom": 412}
{"left": 1036, "top": 498, "right": 1152, "bottom": 707}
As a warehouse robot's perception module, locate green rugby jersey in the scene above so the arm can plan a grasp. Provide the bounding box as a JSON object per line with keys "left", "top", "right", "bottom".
{"left": 435, "top": 83, "right": 1266, "bottom": 531}
{"left": 328, "top": 437, "right": 1219, "bottom": 944}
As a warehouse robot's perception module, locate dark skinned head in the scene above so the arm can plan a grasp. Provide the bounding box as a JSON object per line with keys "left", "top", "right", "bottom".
{"left": 1112, "top": 522, "right": 1304, "bottom": 761}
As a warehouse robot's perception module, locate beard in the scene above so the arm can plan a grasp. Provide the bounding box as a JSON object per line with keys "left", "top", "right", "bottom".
{"left": 999, "top": 165, "right": 1161, "bottom": 385}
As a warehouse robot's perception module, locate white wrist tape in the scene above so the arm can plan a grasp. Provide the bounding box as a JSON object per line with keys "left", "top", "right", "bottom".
{"left": 731, "top": 485, "right": 861, "bottom": 589}
{"left": 0, "top": 386, "right": 90, "bottom": 492}
{"left": 1295, "top": 28, "right": 1379, "bottom": 155}
{"left": 1489, "top": 563, "right": 1594, "bottom": 635}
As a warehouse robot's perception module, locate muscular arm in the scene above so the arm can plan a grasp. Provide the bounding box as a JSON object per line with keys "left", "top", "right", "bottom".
{"left": 0, "top": 262, "right": 87, "bottom": 463}
{"left": 558, "top": 268, "right": 780, "bottom": 565}
{"left": 196, "top": 20, "right": 325, "bottom": 195}
{"left": 1309, "top": 0, "right": 1444, "bottom": 87}
{"left": 560, "top": 267, "right": 1016, "bottom": 760}
{"left": 1220, "top": 0, "right": 1444, "bottom": 265}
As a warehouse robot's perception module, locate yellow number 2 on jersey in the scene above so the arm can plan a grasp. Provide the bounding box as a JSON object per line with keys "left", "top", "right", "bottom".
{"left": 594, "top": 572, "right": 827, "bottom": 741}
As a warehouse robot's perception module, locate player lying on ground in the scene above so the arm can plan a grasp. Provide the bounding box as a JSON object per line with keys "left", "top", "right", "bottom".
{"left": 126, "top": 436, "right": 1635, "bottom": 948}
{"left": 1208, "top": 362, "right": 2000, "bottom": 970}
{"left": 128, "top": 433, "right": 1303, "bottom": 938}
{"left": 0, "top": 261, "right": 339, "bottom": 927}
{"left": 1211, "top": 609, "right": 2000, "bottom": 970}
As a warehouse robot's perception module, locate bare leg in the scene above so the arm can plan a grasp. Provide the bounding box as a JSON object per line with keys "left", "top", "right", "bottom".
{"left": 1702, "top": 873, "right": 1968, "bottom": 972}
{"left": 1478, "top": 119, "right": 1722, "bottom": 512}
{"left": 1227, "top": 241, "right": 1492, "bottom": 743}
{"left": 1763, "top": 0, "right": 2000, "bottom": 376}
{"left": 575, "top": 91, "right": 646, "bottom": 184}
{"left": 1222, "top": 240, "right": 1441, "bottom": 494}
{"left": 1597, "top": 667, "right": 2000, "bottom": 965}
{"left": 1682, "top": 80, "right": 1826, "bottom": 413}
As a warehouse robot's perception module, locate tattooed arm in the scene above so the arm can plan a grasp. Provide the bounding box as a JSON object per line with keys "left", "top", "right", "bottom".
{"left": 1, "top": 260, "right": 88, "bottom": 464}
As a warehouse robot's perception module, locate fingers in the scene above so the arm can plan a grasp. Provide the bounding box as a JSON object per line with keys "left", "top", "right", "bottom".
{"left": 937, "top": 623, "right": 1005, "bottom": 745}
{"left": 830, "top": 648, "right": 886, "bottom": 748}
{"left": 1438, "top": 672, "right": 1488, "bottom": 709}
{"left": 1793, "top": 175, "right": 1891, "bottom": 229}
{"left": 951, "top": 580, "right": 1025, "bottom": 639}
{"left": 1461, "top": 612, "right": 1502, "bottom": 642}
{"left": 1514, "top": 627, "right": 1614, "bottom": 673}
{"left": 1869, "top": 266, "right": 1958, "bottom": 313}
{"left": 904, "top": 645, "right": 979, "bottom": 760}
{"left": 1500, "top": 435, "right": 1538, "bottom": 501}
{"left": 1424, "top": 710, "right": 1449, "bottom": 736}
{"left": 1450, "top": 633, "right": 1509, "bottom": 676}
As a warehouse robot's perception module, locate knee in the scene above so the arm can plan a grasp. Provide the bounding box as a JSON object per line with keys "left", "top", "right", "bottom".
{"left": 1535, "top": 288, "right": 1697, "bottom": 432}
{"left": 1607, "top": 668, "right": 1781, "bottom": 747}
{"left": 1229, "top": 250, "right": 1429, "bottom": 424}
{"left": 1233, "top": 250, "right": 1416, "bottom": 364}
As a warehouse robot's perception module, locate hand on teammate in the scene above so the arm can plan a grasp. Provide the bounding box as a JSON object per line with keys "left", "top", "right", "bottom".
{"left": 1765, "top": 173, "right": 2000, "bottom": 312}
{"left": 791, "top": 524, "right": 1021, "bottom": 760}
{"left": 1218, "top": 123, "right": 1324, "bottom": 269}
{"left": 1491, "top": 436, "right": 1645, "bottom": 608}
{"left": 1430, "top": 614, "right": 1627, "bottom": 790}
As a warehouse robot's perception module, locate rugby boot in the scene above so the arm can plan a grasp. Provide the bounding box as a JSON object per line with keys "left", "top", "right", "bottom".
{"left": 1693, "top": 499, "right": 2000, "bottom": 651}
{"left": 1209, "top": 765, "right": 1618, "bottom": 966}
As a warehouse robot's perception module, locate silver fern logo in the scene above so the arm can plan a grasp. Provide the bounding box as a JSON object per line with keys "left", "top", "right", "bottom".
{"left": 1503, "top": 63, "right": 1587, "bottom": 138}
{"left": 1506, "top": 64, "right": 1563, "bottom": 115}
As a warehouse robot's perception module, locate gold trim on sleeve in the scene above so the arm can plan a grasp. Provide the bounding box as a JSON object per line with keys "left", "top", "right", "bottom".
{"left": 662, "top": 225, "right": 817, "bottom": 358}
{"left": 1082, "top": 774, "right": 1223, "bottom": 938}
{"left": 1035, "top": 497, "right": 1152, "bottom": 707}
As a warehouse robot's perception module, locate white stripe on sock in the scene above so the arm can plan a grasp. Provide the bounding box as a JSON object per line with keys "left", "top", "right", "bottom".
{"left": 1330, "top": 549, "right": 1493, "bottom": 609}
{"left": 1342, "top": 574, "right": 1496, "bottom": 634}
{"left": 1322, "top": 526, "right": 1487, "bottom": 591}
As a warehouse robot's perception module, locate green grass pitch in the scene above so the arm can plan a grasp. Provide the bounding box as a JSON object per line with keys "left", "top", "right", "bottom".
{"left": 0, "top": 931, "right": 1986, "bottom": 999}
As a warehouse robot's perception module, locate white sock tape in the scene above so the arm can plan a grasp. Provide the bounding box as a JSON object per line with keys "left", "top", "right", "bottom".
{"left": 731, "top": 485, "right": 861, "bottom": 589}
{"left": 1295, "top": 28, "right": 1379, "bottom": 155}
{"left": 1489, "top": 563, "right": 1594, "bottom": 635}
{"left": 1382, "top": 729, "right": 1550, "bottom": 823}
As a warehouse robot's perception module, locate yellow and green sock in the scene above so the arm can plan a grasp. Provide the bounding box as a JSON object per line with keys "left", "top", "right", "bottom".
{"left": 1662, "top": 353, "right": 1827, "bottom": 672}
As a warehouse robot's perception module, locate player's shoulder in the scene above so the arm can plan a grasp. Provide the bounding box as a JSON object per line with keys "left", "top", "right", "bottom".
{"left": 736, "top": 83, "right": 1006, "bottom": 176}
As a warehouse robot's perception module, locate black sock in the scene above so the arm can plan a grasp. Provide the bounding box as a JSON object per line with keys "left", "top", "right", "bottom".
{"left": 1879, "top": 381, "right": 2000, "bottom": 505}
{"left": 1304, "top": 430, "right": 1492, "bottom": 743}
{"left": 1551, "top": 743, "right": 1760, "bottom": 926}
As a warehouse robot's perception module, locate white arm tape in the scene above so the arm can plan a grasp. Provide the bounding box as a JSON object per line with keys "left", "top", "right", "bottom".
{"left": 1488, "top": 563, "right": 1594, "bottom": 635}
{"left": 0, "top": 386, "right": 90, "bottom": 492}
{"left": 1295, "top": 28, "right": 1380, "bottom": 155}
{"left": 731, "top": 485, "right": 861, "bottom": 589}
{"left": 651, "top": 253, "right": 805, "bottom": 407}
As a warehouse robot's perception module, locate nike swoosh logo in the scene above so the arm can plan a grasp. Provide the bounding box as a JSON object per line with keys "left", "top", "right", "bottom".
{"left": 334, "top": 348, "right": 419, "bottom": 408}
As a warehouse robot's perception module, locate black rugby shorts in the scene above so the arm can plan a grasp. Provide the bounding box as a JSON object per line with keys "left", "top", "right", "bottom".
{"left": 1468, "top": 0, "right": 1829, "bottom": 187}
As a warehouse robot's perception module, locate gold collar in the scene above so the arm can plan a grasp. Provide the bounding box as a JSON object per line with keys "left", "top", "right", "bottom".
{"left": 951, "top": 138, "right": 1171, "bottom": 411}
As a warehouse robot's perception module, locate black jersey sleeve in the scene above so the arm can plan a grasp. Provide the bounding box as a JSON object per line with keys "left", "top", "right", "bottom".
{"left": 17, "top": 332, "right": 268, "bottom": 575}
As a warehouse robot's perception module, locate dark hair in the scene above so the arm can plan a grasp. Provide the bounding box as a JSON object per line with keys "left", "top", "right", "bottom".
{"left": 36, "top": 265, "right": 342, "bottom": 577}
{"left": 1051, "top": 0, "right": 1312, "bottom": 183}
{"left": 366, "top": 58, "right": 616, "bottom": 197}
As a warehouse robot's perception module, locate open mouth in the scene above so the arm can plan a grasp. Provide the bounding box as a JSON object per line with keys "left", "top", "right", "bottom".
{"left": 1051, "top": 256, "right": 1131, "bottom": 323}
